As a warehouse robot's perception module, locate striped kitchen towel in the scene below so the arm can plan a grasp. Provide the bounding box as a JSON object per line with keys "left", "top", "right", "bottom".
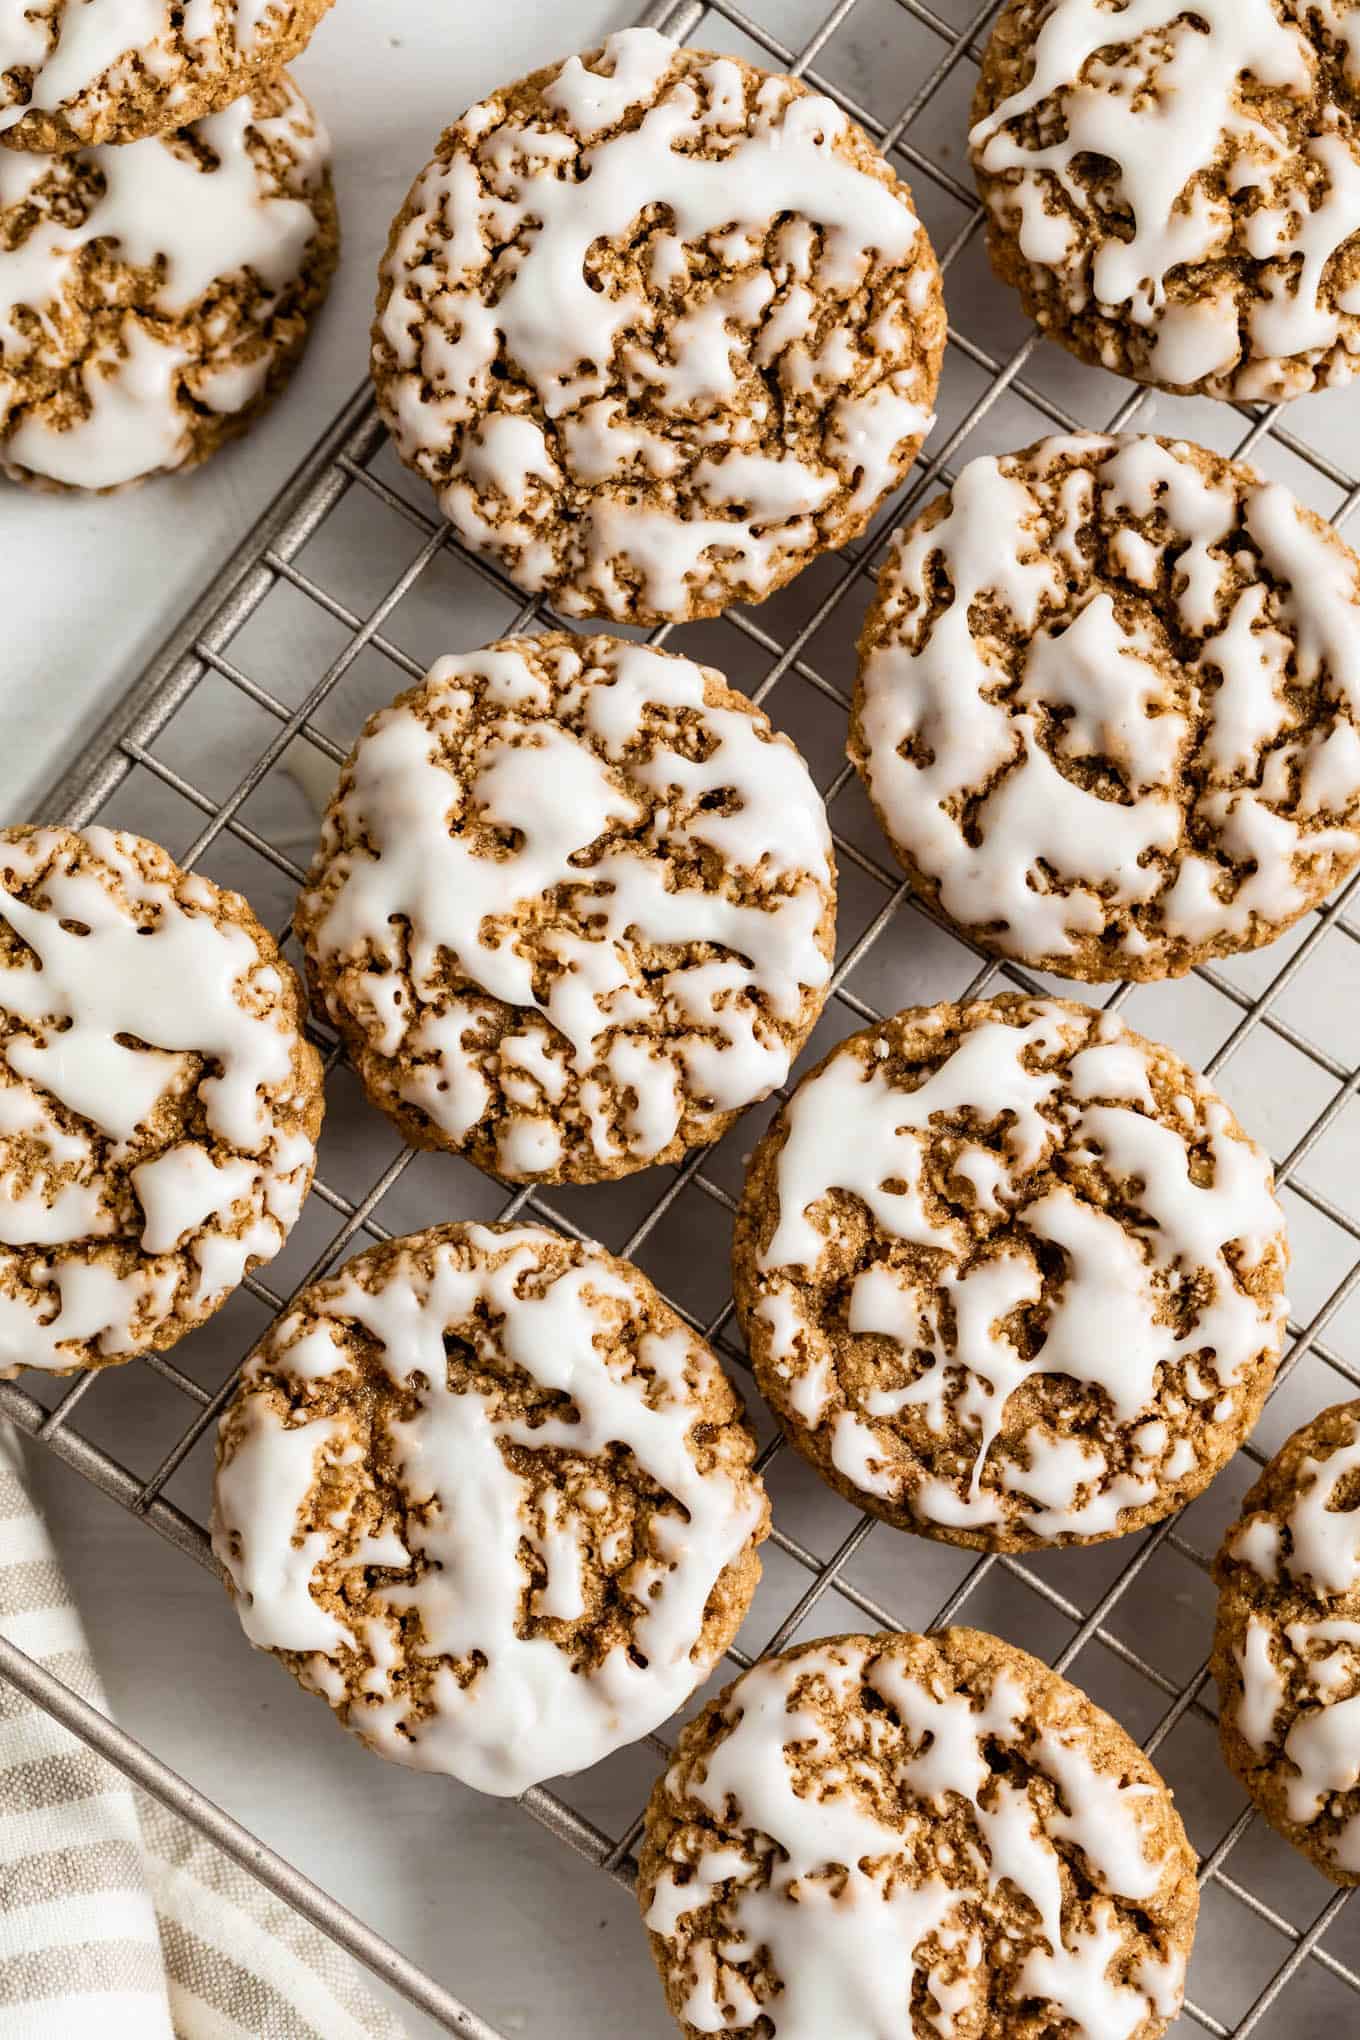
{"left": 0, "top": 1424, "right": 406, "bottom": 2040}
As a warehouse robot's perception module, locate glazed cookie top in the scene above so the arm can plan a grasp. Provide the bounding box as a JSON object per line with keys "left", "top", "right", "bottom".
{"left": 1214, "top": 1399, "right": 1360, "bottom": 1879}
{"left": 0, "top": 827, "right": 322, "bottom": 1374}
{"left": 373, "top": 26, "right": 944, "bottom": 625}
{"left": 0, "top": 75, "right": 333, "bottom": 491}
{"left": 212, "top": 1222, "right": 769, "bottom": 1796}
{"left": 970, "top": 0, "right": 1360, "bottom": 399}
{"left": 734, "top": 996, "right": 1288, "bottom": 1548}
{"left": 641, "top": 1628, "right": 1197, "bottom": 2040}
{"left": 0, "top": 0, "right": 333, "bottom": 152}
{"left": 297, "top": 634, "right": 835, "bottom": 1182}
{"left": 853, "top": 435, "right": 1360, "bottom": 979}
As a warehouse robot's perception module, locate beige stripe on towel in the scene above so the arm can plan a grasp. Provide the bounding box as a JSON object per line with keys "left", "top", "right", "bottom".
{"left": 0, "top": 1424, "right": 406, "bottom": 2040}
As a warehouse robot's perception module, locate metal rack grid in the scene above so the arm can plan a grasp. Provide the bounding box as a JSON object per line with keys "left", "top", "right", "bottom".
{"left": 8, "top": 0, "right": 1360, "bottom": 2033}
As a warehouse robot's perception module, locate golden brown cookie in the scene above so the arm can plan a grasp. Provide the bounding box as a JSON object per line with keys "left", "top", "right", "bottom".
{"left": 1213, "top": 1398, "right": 1360, "bottom": 1885}
{"left": 0, "top": 0, "right": 335, "bottom": 152}
{"left": 296, "top": 632, "right": 836, "bottom": 1184}
{"left": 851, "top": 434, "right": 1360, "bottom": 981}
{"left": 212, "top": 1220, "right": 769, "bottom": 1796}
{"left": 733, "top": 994, "right": 1289, "bottom": 1552}
{"left": 0, "top": 825, "right": 323, "bottom": 1377}
{"left": 372, "top": 25, "right": 945, "bottom": 625}
{"left": 640, "top": 1627, "right": 1199, "bottom": 2040}
{"left": 970, "top": 0, "right": 1360, "bottom": 401}
{"left": 0, "top": 73, "right": 337, "bottom": 492}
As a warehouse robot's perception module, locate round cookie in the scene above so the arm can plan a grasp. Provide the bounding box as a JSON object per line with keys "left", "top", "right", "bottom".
{"left": 372, "top": 25, "right": 945, "bottom": 625}
{"left": 851, "top": 434, "right": 1360, "bottom": 980}
{"left": 640, "top": 1627, "right": 1198, "bottom": 2040}
{"left": 0, "top": 74, "right": 337, "bottom": 492}
{"left": 296, "top": 632, "right": 836, "bottom": 1184}
{"left": 0, "top": 825, "right": 323, "bottom": 1377}
{"left": 1213, "top": 1398, "right": 1360, "bottom": 1884}
{"left": 733, "top": 994, "right": 1289, "bottom": 1552}
{"left": 211, "top": 1221, "right": 770, "bottom": 1797}
{"left": 0, "top": 0, "right": 335, "bottom": 153}
{"left": 969, "top": 0, "right": 1360, "bottom": 401}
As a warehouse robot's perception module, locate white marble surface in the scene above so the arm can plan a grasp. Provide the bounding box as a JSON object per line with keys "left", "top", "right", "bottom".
{"left": 5, "top": 4, "right": 1360, "bottom": 2038}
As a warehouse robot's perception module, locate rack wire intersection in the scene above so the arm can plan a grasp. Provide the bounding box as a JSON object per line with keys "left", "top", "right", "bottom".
{"left": 12, "top": 1, "right": 1360, "bottom": 2033}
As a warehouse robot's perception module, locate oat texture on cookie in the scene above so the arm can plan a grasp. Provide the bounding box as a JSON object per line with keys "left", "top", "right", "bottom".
{"left": 0, "top": 0, "right": 336, "bottom": 152}
{"left": 970, "top": 0, "right": 1360, "bottom": 400}
{"left": 0, "top": 826, "right": 323, "bottom": 1377}
{"left": 640, "top": 1628, "right": 1198, "bottom": 2040}
{"left": 0, "top": 73, "right": 336, "bottom": 491}
{"left": 852, "top": 434, "right": 1360, "bottom": 979}
{"left": 1214, "top": 1399, "right": 1360, "bottom": 1884}
{"left": 211, "top": 1222, "right": 769, "bottom": 1797}
{"left": 296, "top": 633, "right": 836, "bottom": 1183}
{"left": 733, "top": 995, "right": 1288, "bottom": 1551}
{"left": 372, "top": 26, "right": 945, "bottom": 625}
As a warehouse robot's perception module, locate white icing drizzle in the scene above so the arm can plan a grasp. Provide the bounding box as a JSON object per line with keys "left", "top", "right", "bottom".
{"left": 304, "top": 637, "right": 833, "bottom": 1174}
{"left": 377, "top": 27, "right": 937, "bottom": 618}
{"left": 752, "top": 999, "right": 1286, "bottom": 1533}
{"left": 0, "top": 827, "right": 316, "bottom": 1372}
{"left": 0, "top": 1082, "right": 103, "bottom": 1246}
{"left": 0, "top": 77, "right": 329, "bottom": 488}
{"left": 646, "top": 1640, "right": 1185, "bottom": 2039}
{"left": 1230, "top": 1514, "right": 1282, "bottom": 1582}
{"left": 214, "top": 1403, "right": 356, "bottom": 1656}
{"left": 970, "top": 0, "right": 1360, "bottom": 395}
{"left": 1284, "top": 1421, "right": 1360, "bottom": 1596}
{"left": 1270, "top": 1598, "right": 1360, "bottom": 1871}
{"left": 856, "top": 435, "right": 1360, "bottom": 963}
{"left": 212, "top": 1225, "right": 765, "bottom": 1796}
{"left": 1235, "top": 1614, "right": 1287, "bottom": 1755}
{"left": 1283, "top": 1690, "right": 1360, "bottom": 1832}
{"left": 1222, "top": 1410, "right": 1360, "bottom": 1874}
{"left": 0, "top": 0, "right": 289, "bottom": 139}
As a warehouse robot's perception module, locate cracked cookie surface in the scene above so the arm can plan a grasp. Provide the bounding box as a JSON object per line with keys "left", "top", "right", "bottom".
{"left": 970, "top": 0, "right": 1360, "bottom": 400}
{"left": 851, "top": 434, "right": 1360, "bottom": 980}
{"left": 0, "top": 825, "right": 323, "bottom": 1377}
{"left": 372, "top": 24, "right": 945, "bottom": 625}
{"left": 1214, "top": 1398, "right": 1360, "bottom": 1884}
{"left": 733, "top": 994, "right": 1288, "bottom": 1552}
{"left": 0, "top": 72, "right": 336, "bottom": 491}
{"left": 0, "top": 0, "right": 335, "bottom": 152}
{"left": 640, "top": 1627, "right": 1198, "bottom": 2040}
{"left": 296, "top": 632, "right": 836, "bottom": 1184}
{"left": 212, "top": 1220, "right": 769, "bottom": 1797}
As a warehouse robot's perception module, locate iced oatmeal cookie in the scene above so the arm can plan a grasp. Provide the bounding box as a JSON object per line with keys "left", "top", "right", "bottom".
{"left": 0, "top": 73, "right": 336, "bottom": 491}
{"left": 372, "top": 25, "right": 945, "bottom": 624}
{"left": 296, "top": 633, "right": 836, "bottom": 1184}
{"left": 640, "top": 1627, "right": 1198, "bottom": 2040}
{"left": 733, "top": 994, "right": 1289, "bottom": 1551}
{"left": 212, "top": 1221, "right": 769, "bottom": 1796}
{"left": 970, "top": 0, "right": 1360, "bottom": 400}
{"left": 0, "top": 826, "right": 323, "bottom": 1377}
{"left": 1214, "top": 1398, "right": 1360, "bottom": 1884}
{"left": 0, "top": 0, "right": 335, "bottom": 152}
{"left": 851, "top": 435, "right": 1360, "bottom": 980}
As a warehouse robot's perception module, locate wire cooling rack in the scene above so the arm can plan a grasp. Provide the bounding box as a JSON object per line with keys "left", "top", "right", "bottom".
{"left": 8, "top": 0, "right": 1360, "bottom": 2033}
